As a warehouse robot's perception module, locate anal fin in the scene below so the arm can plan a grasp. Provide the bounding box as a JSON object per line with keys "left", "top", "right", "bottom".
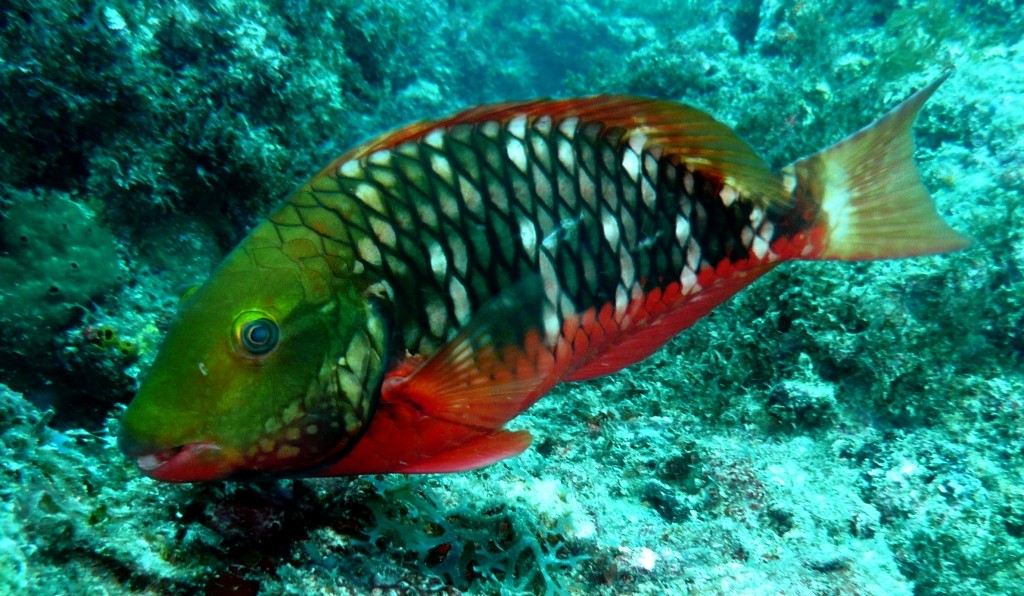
{"left": 399, "top": 429, "right": 533, "bottom": 473}
{"left": 567, "top": 263, "right": 779, "bottom": 381}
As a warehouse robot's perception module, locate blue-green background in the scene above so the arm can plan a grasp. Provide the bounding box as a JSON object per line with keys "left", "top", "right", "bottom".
{"left": 1, "top": 0, "right": 1022, "bottom": 593}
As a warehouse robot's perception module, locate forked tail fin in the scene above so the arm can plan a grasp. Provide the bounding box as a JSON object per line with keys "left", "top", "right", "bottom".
{"left": 785, "top": 72, "right": 970, "bottom": 260}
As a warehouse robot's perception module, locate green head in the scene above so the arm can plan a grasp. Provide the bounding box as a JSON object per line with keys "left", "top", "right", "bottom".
{"left": 119, "top": 221, "right": 388, "bottom": 482}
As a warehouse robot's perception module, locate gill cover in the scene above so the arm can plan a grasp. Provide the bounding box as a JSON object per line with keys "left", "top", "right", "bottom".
{"left": 119, "top": 223, "right": 390, "bottom": 481}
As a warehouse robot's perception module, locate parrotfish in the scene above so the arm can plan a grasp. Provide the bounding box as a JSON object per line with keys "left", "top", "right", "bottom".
{"left": 119, "top": 74, "right": 967, "bottom": 482}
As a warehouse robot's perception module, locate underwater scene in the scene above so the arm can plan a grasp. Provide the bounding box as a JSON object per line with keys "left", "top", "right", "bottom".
{"left": 2, "top": 0, "right": 1023, "bottom": 593}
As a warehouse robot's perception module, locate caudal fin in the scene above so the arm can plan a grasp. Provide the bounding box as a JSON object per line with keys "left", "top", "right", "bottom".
{"left": 786, "top": 72, "right": 969, "bottom": 260}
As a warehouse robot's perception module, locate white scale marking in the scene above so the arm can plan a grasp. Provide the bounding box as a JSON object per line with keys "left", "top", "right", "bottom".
{"left": 519, "top": 216, "right": 538, "bottom": 257}
{"left": 681, "top": 267, "right": 699, "bottom": 295}
{"left": 619, "top": 250, "right": 635, "bottom": 287}
{"left": 577, "top": 170, "right": 596, "bottom": 208}
{"left": 558, "top": 170, "right": 576, "bottom": 206}
{"left": 741, "top": 225, "right": 754, "bottom": 248}
{"left": 424, "top": 129, "right": 445, "bottom": 149}
{"left": 614, "top": 285, "right": 628, "bottom": 324}
{"left": 720, "top": 184, "right": 738, "bottom": 207}
{"left": 782, "top": 171, "right": 798, "bottom": 193}
{"left": 622, "top": 149, "right": 641, "bottom": 182}
{"left": 687, "top": 238, "right": 701, "bottom": 271}
{"left": 641, "top": 175, "right": 656, "bottom": 208}
{"left": 542, "top": 304, "right": 560, "bottom": 346}
{"left": 368, "top": 150, "right": 391, "bottom": 166}
{"left": 371, "top": 218, "right": 396, "bottom": 247}
{"left": 507, "top": 137, "right": 528, "bottom": 172}
{"left": 749, "top": 206, "right": 765, "bottom": 228}
{"left": 755, "top": 221, "right": 777, "bottom": 261}
{"left": 460, "top": 176, "right": 484, "bottom": 216}
{"left": 628, "top": 133, "right": 647, "bottom": 154}
{"left": 534, "top": 115, "right": 553, "bottom": 134}
{"left": 507, "top": 115, "right": 527, "bottom": 139}
{"left": 339, "top": 160, "right": 360, "bottom": 177}
{"left": 601, "top": 209, "right": 620, "bottom": 248}
{"left": 438, "top": 188, "right": 460, "bottom": 220}
{"left": 533, "top": 166, "right": 553, "bottom": 200}
{"left": 431, "top": 153, "right": 454, "bottom": 185}
{"left": 481, "top": 121, "right": 500, "bottom": 138}
{"left": 557, "top": 137, "right": 575, "bottom": 171}
{"left": 449, "top": 277, "right": 471, "bottom": 325}
{"left": 675, "top": 215, "right": 690, "bottom": 246}
{"left": 429, "top": 242, "right": 447, "bottom": 278}
{"left": 355, "top": 184, "right": 385, "bottom": 214}
{"left": 539, "top": 252, "right": 560, "bottom": 307}
{"left": 357, "top": 236, "right": 382, "bottom": 267}
{"left": 752, "top": 236, "right": 770, "bottom": 260}
{"left": 531, "top": 133, "right": 550, "bottom": 167}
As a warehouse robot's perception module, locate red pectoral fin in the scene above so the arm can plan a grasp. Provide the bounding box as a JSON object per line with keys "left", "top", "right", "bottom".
{"left": 383, "top": 328, "right": 553, "bottom": 430}
{"left": 385, "top": 274, "right": 557, "bottom": 429}
{"left": 315, "top": 277, "right": 555, "bottom": 476}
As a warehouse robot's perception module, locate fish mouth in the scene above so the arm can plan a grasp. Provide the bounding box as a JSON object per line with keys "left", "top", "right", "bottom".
{"left": 132, "top": 442, "right": 236, "bottom": 482}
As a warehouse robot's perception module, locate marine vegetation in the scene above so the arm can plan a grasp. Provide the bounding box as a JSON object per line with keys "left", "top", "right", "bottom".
{"left": 1, "top": 0, "right": 1022, "bottom": 594}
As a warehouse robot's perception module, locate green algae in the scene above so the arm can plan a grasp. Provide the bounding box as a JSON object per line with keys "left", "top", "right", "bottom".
{"left": 0, "top": 190, "right": 123, "bottom": 354}
{"left": 1, "top": 0, "right": 1023, "bottom": 593}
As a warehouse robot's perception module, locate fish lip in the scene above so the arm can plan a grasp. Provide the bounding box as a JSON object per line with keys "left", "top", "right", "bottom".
{"left": 133, "top": 442, "right": 235, "bottom": 482}
{"left": 135, "top": 445, "right": 183, "bottom": 471}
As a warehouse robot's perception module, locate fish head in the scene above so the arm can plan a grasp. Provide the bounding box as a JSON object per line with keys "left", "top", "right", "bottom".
{"left": 119, "top": 232, "right": 388, "bottom": 482}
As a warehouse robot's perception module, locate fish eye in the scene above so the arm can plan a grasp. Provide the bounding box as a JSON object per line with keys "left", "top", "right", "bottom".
{"left": 233, "top": 312, "right": 280, "bottom": 358}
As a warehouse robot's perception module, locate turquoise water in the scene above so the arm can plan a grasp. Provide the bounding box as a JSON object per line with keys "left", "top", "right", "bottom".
{"left": 1, "top": 0, "right": 1022, "bottom": 593}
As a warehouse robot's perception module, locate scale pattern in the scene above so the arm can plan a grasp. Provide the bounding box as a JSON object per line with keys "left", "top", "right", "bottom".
{"left": 271, "top": 113, "right": 780, "bottom": 362}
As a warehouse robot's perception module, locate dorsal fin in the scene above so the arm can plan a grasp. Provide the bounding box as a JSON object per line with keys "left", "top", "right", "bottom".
{"left": 566, "top": 263, "right": 780, "bottom": 381}
{"left": 321, "top": 96, "right": 788, "bottom": 208}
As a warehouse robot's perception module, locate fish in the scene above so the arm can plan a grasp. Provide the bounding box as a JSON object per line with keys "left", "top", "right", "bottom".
{"left": 118, "top": 74, "right": 968, "bottom": 482}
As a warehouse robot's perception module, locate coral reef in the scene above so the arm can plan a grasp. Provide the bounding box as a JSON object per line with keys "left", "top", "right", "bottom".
{"left": 1, "top": 0, "right": 1022, "bottom": 593}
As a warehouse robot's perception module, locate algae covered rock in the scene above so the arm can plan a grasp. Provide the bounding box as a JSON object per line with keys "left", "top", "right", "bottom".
{"left": 0, "top": 189, "right": 124, "bottom": 361}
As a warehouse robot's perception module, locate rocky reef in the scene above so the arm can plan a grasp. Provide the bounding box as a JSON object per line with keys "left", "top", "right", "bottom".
{"left": 1, "top": 0, "right": 1022, "bottom": 593}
